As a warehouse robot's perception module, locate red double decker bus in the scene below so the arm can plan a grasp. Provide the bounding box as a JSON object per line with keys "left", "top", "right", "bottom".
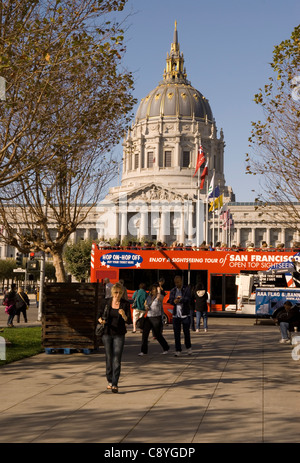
{"left": 90, "top": 243, "right": 300, "bottom": 320}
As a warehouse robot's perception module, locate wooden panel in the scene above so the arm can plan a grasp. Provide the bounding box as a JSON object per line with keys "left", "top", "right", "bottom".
{"left": 42, "top": 283, "right": 104, "bottom": 349}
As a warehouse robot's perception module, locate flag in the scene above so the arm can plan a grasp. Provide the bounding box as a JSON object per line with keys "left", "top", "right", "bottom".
{"left": 200, "top": 161, "right": 208, "bottom": 189}
{"left": 207, "top": 172, "right": 215, "bottom": 199}
{"left": 209, "top": 192, "right": 223, "bottom": 212}
{"left": 208, "top": 185, "right": 220, "bottom": 200}
{"left": 193, "top": 145, "right": 205, "bottom": 177}
{"left": 221, "top": 210, "right": 233, "bottom": 228}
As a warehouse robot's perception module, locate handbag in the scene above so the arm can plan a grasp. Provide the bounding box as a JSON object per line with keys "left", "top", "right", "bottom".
{"left": 5, "top": 304, "right": 14, "bottom": 315}
{"left": 95, "top": 304, "right": 109, "bottom": 337}
{"left": 136, "top": 315, "right": 145, "bottom": 330}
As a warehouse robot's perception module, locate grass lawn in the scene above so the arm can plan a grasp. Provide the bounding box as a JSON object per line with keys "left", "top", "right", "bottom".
{"left": 0, "top": 326, "right": 43, "bottom": 366}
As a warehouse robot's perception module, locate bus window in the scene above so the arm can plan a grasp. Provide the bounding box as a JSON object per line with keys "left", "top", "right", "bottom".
{"left": 119, "top": 269, "right": 159, "bottom": 291}
{"left": 119, "top": 269, "right": 207, "bottom": 293}
{"left": 210, "top": 274, "right": 237, "bottom": 311}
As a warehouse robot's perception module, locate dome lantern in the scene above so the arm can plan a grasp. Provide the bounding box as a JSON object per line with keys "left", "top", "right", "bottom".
{"left": 135, "top": 22, "right": 213, "bottom": 122}
{"left": 163, "top": 20, "right": 188, "bottom": 83}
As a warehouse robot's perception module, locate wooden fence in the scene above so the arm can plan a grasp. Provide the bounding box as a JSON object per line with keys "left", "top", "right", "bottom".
{"left": 42, "top": 283, "right": 104, "bottom": 352}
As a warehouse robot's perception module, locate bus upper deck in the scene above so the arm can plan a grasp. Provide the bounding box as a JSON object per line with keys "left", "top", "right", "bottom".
{"left": 90, "top": 243, "right": 300, "bottom": 315}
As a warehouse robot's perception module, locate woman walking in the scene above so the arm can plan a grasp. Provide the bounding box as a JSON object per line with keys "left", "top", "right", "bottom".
{"left": 138, "top": 284, "right": 169, "bottom": 356}
{"left": 97, "top": 283, "right": 131, "bottom": 393}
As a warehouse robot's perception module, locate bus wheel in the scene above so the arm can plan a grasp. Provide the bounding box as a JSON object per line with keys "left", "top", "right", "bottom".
{"left": 162, "top": 313, "right": 168, "bottom": 325}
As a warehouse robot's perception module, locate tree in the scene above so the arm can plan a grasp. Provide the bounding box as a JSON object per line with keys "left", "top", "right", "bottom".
{"left": 0, "top": 258, "right": 16, "bottom": 288}
{"left": 0, "top": 0, "right": 136, "bottom": 281}
{"left": 246, "top": 25, "right": 300, "bottom": 230}
{"left": 64, "top": 239, "right": 93, "bottom": 282}
{"left": 0, "top": 0, "right": 132, "bottom": 189}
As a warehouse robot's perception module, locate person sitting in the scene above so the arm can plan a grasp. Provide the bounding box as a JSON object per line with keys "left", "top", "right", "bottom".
{"left": 273, "top": 301, "right": 300, "bottom": 343}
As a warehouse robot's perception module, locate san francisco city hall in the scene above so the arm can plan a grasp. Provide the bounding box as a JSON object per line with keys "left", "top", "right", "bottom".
{"left": 0, "top": 23, "right": 299, "bottom": 259}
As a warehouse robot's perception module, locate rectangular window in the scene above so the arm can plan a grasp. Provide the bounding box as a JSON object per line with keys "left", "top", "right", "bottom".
{"left": 183, "top": 151, "right": 190, "bottom": 167}
{"left": 147, "top": 151, "right": 153, "bottom": 168}
{"left": 164, "top": 151, "right": 172, "bottom": 167}
{"left": 135, "top": 153, "right": 139, "bottom": 169}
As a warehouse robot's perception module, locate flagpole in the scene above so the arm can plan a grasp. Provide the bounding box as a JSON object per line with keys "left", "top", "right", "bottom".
{"left": 197, "top": 167, "right": 200, "bottom": 247}
{"left": 194, "top": 144, "right": 206, "bottom": 248}
{"left": 212, "top": 169, "right": 215, "bottom": 247}
{"left": 205, "top": 177, "right": 208, "bottom": 243}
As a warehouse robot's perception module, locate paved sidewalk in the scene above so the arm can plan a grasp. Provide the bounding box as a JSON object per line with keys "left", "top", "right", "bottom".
{"left": 0, "top": 317, "right": 300, "bottom": 444}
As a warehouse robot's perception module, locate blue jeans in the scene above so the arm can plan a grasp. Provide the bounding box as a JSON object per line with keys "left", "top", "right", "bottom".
{"left": 196, "top": 311, "right": 208, "bottom": 330}
{"left": 279, "top": 322, "right": 290, "bottom": 340}
{"left": 102, "top": 334, "right": 125, "bottom": 387}
{"left": 172, "top": 316, "right": 191, "bottom": 352}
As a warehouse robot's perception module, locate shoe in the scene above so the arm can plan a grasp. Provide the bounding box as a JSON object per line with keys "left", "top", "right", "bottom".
{"left": 111, "top": 386, "right": 118, "bottom": 393}
{"left": 279, "top": 338, "right": 290, "bottom": 344}
{"left": 107, "top": 384, "right": 112, "bottom": 390}
{"left": 174, "top": 351, "right": 181, "bottom": 357}
{"left": 187, "top": 348, "right": 192, "bottom": 355}
{"left": 196, "top": 329, "right": 199, "bottom": 333}
{"left": 138, "top": 352, "right": 145, "bottom": 356}
{"left": 162, "top": 350, "right": 169, "bottom": 355}
{"left": 204, "top": 329, "right": 207, "bottom": 332}
{"left": 132, "top": 330, "right": 136, "bottom": 333}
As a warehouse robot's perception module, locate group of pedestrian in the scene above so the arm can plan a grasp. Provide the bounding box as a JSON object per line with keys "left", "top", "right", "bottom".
{"left": 2, "top": 284, "right": 30, "bottom": 327}
{"left": 98, "top": 276, "right": 209, "bottom": 393}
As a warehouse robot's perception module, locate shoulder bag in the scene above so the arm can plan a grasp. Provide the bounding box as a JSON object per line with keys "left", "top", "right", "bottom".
{"left": 95, "top": 304, "right": 109, "bottom": 337}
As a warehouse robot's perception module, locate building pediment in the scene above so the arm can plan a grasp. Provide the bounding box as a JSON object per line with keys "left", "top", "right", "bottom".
{"left": 109, "top": 183, "right": 195, "bottom": 204}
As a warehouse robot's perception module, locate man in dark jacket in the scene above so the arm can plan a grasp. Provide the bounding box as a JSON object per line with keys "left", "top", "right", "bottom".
{"left": 275, "top": 301, "right": 300, "bottom": 343}
{"left": 168, "top": 275, "right": 192, "bottom": 356}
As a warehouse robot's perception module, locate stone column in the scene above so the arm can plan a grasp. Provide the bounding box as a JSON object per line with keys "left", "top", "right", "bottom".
{"left": 180, "top": 208, "right": 185, "bottom": 244}
{"left": 160, "top": 206, "right": 170, "bottom": 243}
{"left": 139, "top": 208, "right": 148, "bottom": 240}
{"left": 266, "top": 228, "right": 271, "bottom": 246}
{"left": 236, "top": 227, "right": 241, "bottom": 246}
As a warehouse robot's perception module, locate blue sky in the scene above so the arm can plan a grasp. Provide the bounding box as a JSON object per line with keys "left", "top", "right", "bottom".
{"left": 108, "top": 0, "right": 300, "bottom": 202}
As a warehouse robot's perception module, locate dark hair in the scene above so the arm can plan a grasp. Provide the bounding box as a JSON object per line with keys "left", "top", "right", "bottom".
{"left": 149, "top": 283, "right": 159, "bottom": 292}
{"left": 196, "top": 281, "right": 205, "bottom": 290}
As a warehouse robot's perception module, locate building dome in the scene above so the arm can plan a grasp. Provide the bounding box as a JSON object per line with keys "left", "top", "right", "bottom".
{"left": 135, "top": 81, "right": 213, "bottom": 122}
{"left": 135, "top": 21, "right": 213, "bottom": 123}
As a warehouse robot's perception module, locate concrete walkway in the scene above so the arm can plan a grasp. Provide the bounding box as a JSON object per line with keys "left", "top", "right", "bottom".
{"left": 0, "top": 316, "right": 300, "bottom": 444}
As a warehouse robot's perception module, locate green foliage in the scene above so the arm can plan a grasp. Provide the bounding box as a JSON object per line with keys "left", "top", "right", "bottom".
{"left": 64, "top": 239, "right": 94, "bottom": 281}
{"left": 0, "top": 0, "right": 136, "bottom": 281}
{"left": 0, "top": 258, "right": 17, "bottom": 281}
{"left": 0, "top": 327, "right": 43, "bottom": 365}
{"left": 45, "top": 262, "right": 56, "bottom": 281}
